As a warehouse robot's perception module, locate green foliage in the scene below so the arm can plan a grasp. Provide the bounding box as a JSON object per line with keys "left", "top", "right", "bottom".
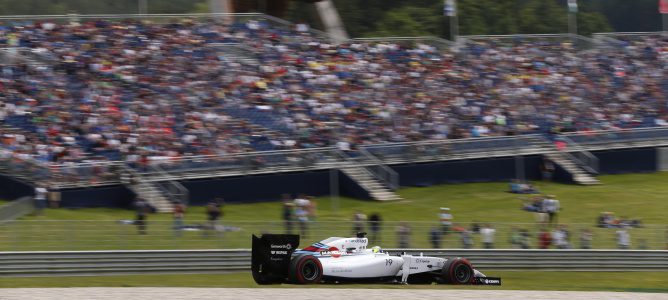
{"left": 0, "top": 0, "right": 655, "bottom": 37}
{"left": 298, "top": 0, "right": 630, "bottom": 38}
{"left": 366, "top": 6, "right": 446, "bottom": 37}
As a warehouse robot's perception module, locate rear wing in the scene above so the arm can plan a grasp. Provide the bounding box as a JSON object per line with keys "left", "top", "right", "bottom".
{"left": 251, "top": 234, "right": 300, "bottom": 284}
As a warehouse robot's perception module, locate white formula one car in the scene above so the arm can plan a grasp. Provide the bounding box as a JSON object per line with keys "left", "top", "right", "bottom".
{"left": 251, "top": 233, "right": 501, "bottom": 285}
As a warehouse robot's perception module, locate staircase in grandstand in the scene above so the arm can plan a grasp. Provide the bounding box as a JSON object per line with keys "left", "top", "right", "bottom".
{"left": 7, "top": 129, "right": 668, "bottom": 192}
{"left": 544, "top": 152, "right": 600, "bottom": 185}
{"left": 120, "top": 166, "right": 178, "bottom": 213}
{"left": 338, "top": 149, "right": 401, "bottom": 201}
{"left": 340, "top": 166, "right": 401, "bottom": 201}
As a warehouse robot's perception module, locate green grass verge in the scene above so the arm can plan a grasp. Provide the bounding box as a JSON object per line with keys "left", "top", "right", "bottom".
{"left": 1, "top": 173, "right": 667, "bottom": 250}
{"left": 1, "top": 271, "right": 667, "bottom": 292}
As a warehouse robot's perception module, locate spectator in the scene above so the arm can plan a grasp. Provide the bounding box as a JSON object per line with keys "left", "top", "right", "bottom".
{"left": 579, "top": 228, "right": 593, "bottom": 249}
{"left": 598, "top": 212, "right": 616, "bottom": 228}
{"left": 281, "top": 194, "right": 294, "bottom": 234}
{"left": 429, "top": 227, "right": 441, "bottom": 249}
{"left": 439, "top": 207, "right": 453, "bottom": 236}
{"left": 460, "top": 229, "right": 474, "bottom": 249}
{"left": 134, "top": 197, "right": 149, "bottom": 235}
{"left": 519, "top": 229, "right": 531, "bottom": 249}
{"left": 294, "top": 194, "right": 310, "bottom": 238}
{"left": 47, "top": 184, "right": 61, "bottom": 209}
{"left": 352, "top": 210, "right": 367, "bottom": 235}
{"left": 480, "top": 224, "right": 496, "bottom": 249}
{"left": 522, "top": 196, "right": 544, "bottom": 213}
{"left": 509, "top": 227, "right": 521, "bottom": 249}
{"left": 396, "top": 222, "right": 411, "bottom": 248}
{"left": 173, "top": 201, "right": 186, "bottom": 237}
{"left": 538, "top": 228, "right": 552, "bottom": 249}
{"left": 2, "top": 20, "right": 668, "bottom": 171}
{"left": 306, "top": 196, "right": 317, "bottom": 222}
{"left": 510, "top": 180, "right": 538, "bottom": 194}
{"left": 543, "top": 195, "right": 560, "bottom": 226}
{"left": 368, "top": 213, "right": 382, "bottom": 244}
{"left": 616, "top": 227, "right": 631, "bottom": 250}
{"left": 541, "top": 158, "right": 555, "bottom": 181}
{"left": 470, "top": 222, "right": 481, "bottom": 234}
{"left": 33, "top": 184, "right": 48, "bottom": 215}
{"left": 204, "top": 198, "right": 223, "bottom": 237}
{"left": 552, "top": 225, "right": 569, "bottom": 249}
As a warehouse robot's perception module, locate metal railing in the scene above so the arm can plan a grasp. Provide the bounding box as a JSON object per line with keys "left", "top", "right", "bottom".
{"left": 593, "top": 31, "right": 668, "bottom": 39}
{"left": 142, "top": 147, "right": 340, "bottom": 180}
{"left": 0, "top": 197, "right": 34, "bottom": 224}
{"left": 3, "top": 127, "right": 668, "bottom": 189}
{"left": 350, "top": 36, "right": 454, "bottom": 51}
{"left": 560, "top": 127, "right": 668, "bottom": 148}
{"left": 460, "top": 33, "right": 598, "bottom": 51}
{"left": 362, "top": 135, "right": 550, "bottom": 165}
{"left": 357, "top": 148, "right": 399, "bottom": 191}
{"left": 0, "top": 221, "right": 664, "bottom": 252}
{"left": 0, "top": 248, "right": 666, "bottom": 277}
{"left": 149, "top": 165, "right": 189, "bottom": 205}
{"left": 557, "top": 136, "right": 600, "bottom": 174}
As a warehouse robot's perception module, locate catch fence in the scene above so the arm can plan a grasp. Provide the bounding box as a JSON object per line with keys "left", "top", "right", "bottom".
{"left": 0, "top": 220, "right": 665, "bottom": 252}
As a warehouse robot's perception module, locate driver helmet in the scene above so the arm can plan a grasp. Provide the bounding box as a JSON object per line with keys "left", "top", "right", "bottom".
{"left": 371, "top": 246, "right": 382, "bottom": 253}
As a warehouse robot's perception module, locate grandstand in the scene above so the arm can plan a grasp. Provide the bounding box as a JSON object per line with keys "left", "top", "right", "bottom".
{"left": 1, "top": 12, "right": 668, "bottom": 213}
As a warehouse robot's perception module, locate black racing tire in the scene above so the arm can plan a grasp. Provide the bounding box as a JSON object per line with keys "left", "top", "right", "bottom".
{"left": 288, "top": 255, "right": 323, "bottom": 284}
{"left": 252, "top": 271, "right": 275, "bottom": 285}
{"left": 440, "top": 258, "right": 474, "bottom": 284}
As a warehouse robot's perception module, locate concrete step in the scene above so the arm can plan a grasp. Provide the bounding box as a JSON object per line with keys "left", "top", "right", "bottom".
{"left": 342, "top": 166, "right": 401, "bottom": 201}
{"left": 546, "top": 153, "right": 600, "bottom": 186}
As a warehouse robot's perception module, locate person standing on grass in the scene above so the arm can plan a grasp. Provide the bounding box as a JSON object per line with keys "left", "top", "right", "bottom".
{"left": 552, "top": 226, "right": 566, "bottom": 249}
{"left": 439, "top": 207, "right": 453, "bottom": 236}
{"left": 368, "top": 213, "right": 382, "bottom": 244}
{"left": 307, "top": 196, "right": 317, "bottom": 222}
{"left": 616, "top": 227, "right": 631, "bottom": 250}
{"left": 352, "top": 211, "right": 367, "bottom": 235}
{"left": 579, "top": 228, "right": 593, "bottom": 249}
{"left": 429, "top": 227, "right": 441, "bottom": 249}
{"left": 538, "top": 227, "right": 552, "bottom": 249}
{"left": 34, "top": 184, "right": 48, "bottom": 215}
{"left": 293, "top": 194, "right": 310, "bottom": 238}
{"left": 396, "top": 222, "right": 411, "bottom": 248}
{"left": 134, "top": 197, "right": 149, "bottom": 235}
{"left": 281, "top": 194, "right": 294, "bottom": 234}
{"left": 173, "top": 201, "right": 186, "bottom": 236}
{"left": 509, "top": 227, "right": 522, "bottom": 249}
{"left": 480, "top": 224, "right": 496, "bottom": 249}
{"left": 519, "top": 229, "right": 531, "bottom": 249}
{"left": 204, "top": 198, "right": 223, "bottom": 237}
{"left": 543, "top": 195, "right": 560, "bottom": 226}
{"left": 461, "top": 229, "right": 473, "bottom": 249}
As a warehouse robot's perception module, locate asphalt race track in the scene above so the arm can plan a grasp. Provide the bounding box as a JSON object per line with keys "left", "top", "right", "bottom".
{"left": 1, "top": 288, "right": 666, "bottom": 300}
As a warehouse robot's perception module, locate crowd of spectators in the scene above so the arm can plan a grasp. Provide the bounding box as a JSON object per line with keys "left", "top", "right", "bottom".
{"left": 1, "top": 18, "right": 668, "bottom": 168}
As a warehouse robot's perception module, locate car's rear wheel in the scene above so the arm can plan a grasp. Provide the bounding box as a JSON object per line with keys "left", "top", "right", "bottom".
{"left": 440, "top": 258, "right": 474, "bottom": 284}
{"left": 289, "top": 255, "right": 323, "bottom": 284}
{"left": 252, "top": 271, "right": 275, "bottom": 285}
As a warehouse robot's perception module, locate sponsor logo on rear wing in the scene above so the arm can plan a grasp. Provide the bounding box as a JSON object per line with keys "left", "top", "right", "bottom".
{"left": 473, "top": 277, "right": 502, "bottom": 285}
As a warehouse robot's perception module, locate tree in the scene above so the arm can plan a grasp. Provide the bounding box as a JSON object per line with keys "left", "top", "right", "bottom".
{"left": 287, "top": 0, "right": 619, "bottom": 38}
{"left": 369, "top": 6, "right": 445, "bottom": 37}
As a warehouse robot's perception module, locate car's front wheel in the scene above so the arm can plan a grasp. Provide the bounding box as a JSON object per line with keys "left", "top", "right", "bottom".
{"left": 288, "top": 255, "right": 323, "bottom": 284}
{"left": 440, "top": 258, "right": 474, "bottom": 284}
